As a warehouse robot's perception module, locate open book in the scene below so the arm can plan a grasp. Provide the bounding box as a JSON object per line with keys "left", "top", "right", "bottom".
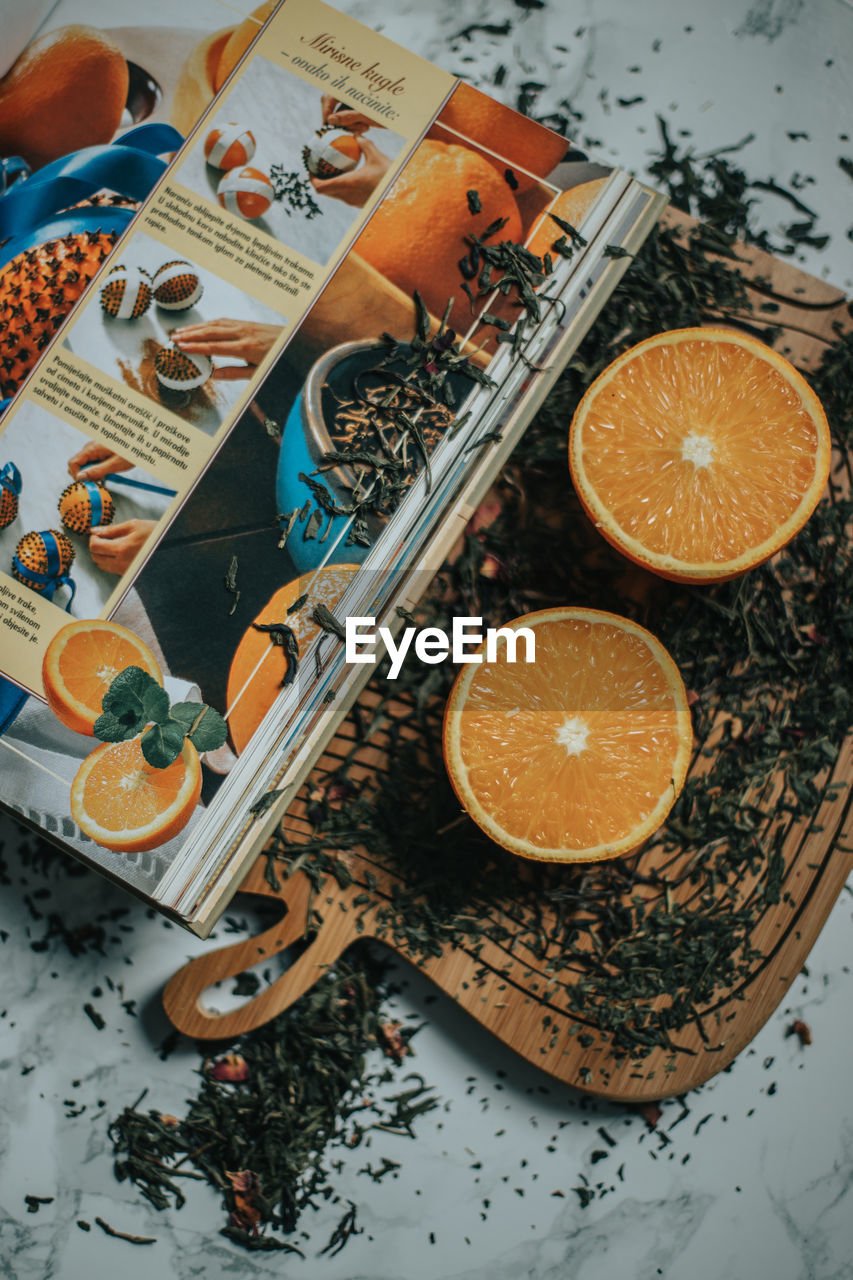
{"left": 0, "top": 0, "right": 664, "bottom": 933}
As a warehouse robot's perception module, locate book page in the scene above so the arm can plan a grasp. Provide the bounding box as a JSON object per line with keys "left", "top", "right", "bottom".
{"left": 0, "top": 0, "right": 656, "bottom": 913}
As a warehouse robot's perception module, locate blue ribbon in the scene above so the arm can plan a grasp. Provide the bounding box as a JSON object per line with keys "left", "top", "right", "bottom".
{"left": 83, "top": 480, "right": 103, "bottom": 528}
{"left": 0, "top": 156, "right": 29, "bottom": 194}
{"left": 0, "top": 461, "right": 22, "bottom": 497}
{"left": 0, "top": 122, "right": 186, "bottom": 422}
{"left": 12, "top": 532, "right": 76, "bottom": 611}
{"left": 0, "top": 123, "right": 183, "bottom": 243}
{"left": 0, "top": 676, "right": 27, "bottom": 735}
{"left": 102, "top": 472, "right": 177, "bottom": 497}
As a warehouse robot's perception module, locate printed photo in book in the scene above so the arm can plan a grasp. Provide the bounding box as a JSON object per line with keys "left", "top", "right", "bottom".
{"left": 0, "top": 0, "right": 663, "bottom": 927}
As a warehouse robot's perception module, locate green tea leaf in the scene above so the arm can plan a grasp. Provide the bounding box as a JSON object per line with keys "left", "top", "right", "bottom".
{"left": 140, "top": 719, "right": 186, "bottom": 770}
{"left": 225, "top": 555, "right": 240, "bottom": 616}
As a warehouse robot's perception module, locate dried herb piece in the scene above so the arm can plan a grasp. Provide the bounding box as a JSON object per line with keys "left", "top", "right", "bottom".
{"left": 225, "top": 555, "right": 240, "bottom": 616}
{"left": 83, "top": 1002, "right": 105, "bottom": 1030}
{"left": 467, "top": 189, "right": 482, "bottom": 214}
{"left": 110, "top": 960, "right": 435, "bottom": 1253}
{"left": 319, "top": 1202, "right": 361, "bottom": 1256}
{"left": 25, "top": 1195, "right": 53, "bottom": 1213}
{"left": 95, "top": 1217, "right": 156, "bottom": 1245}
{"left": 252, "top": 622, "right": 300, "bottom": 686}
{"left": 548, "top": 212, "right": 587, "bottom": 247}
{"left": 269, "top": 165, "right": 321, "bottom": 219}
{"left": 787, "top": 1020, "right": 812, "bottom": 1045}
{"left": 312, "top": 603, "right": 346, "bottom": 640}
{"left": 250, "top": 789, "right": 280, "bottom": 817}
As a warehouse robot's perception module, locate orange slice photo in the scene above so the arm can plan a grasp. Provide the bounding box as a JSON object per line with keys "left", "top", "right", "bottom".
{"left": 42, "top": 619, "right": 163, "bottom": 736}
{"left": 443, "top": 608, "right": 692, "bottom": 863}
{"left": 70, "top": 737, "right": 201, "bottom": 853}
{"left": 226, "top": 563, "right": 359, "bottom": 754}
{"left": 569, "top": 328, "right": 831, "bottom": 583}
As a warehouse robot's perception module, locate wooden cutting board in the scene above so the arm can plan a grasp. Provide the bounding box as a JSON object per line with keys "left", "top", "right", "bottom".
{"left": 164, "top": 213, "right": 853, "bottom": 1101}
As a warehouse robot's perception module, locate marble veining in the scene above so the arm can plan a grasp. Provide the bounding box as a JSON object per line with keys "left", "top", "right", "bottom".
{"left": 734, "top": 0, "right": 806, "bottom": 41}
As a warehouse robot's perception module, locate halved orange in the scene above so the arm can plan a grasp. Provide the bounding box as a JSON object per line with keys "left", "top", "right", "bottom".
{"left": 70, "top": 737, "right": 201, "bottom": 853}
{"left": 526, "top": 179, "right": 609, "bottom": 261}
{"left": 436, "top": 81, "right": 568, "bottom": 191}
{"left": 42, "top": 619, "right": 162, "bottom": 736}
{"left": 443, "top": 608, "right": 692, "bottom": 863}
{"left": 226, "top": 563, "right": 359, "bottom": 754}
{"left": 569, "top": 328, "right": 831, "bottom": 583}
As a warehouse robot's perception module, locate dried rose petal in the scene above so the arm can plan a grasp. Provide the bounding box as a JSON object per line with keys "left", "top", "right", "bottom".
{"left": 208, "top": 1052, "right": 250, "bottom": 1083}
{"left": 479, "top": 553, "right": 505, "bottom": 580}
{"left": 226, "top": 1169, "right": 260, "bottom": 1195}
{"left": 158, "top": 1113, "right": 180, "bottom": 1128}
{"left": 226, "top": 1169, "right": 263, "bottom": 1231}
{"left": 379, "top": 1021, "right": 411, "bottom": 1063}
{"left": 326, "top": 778, "right": 356, "bottom": 804}
{"left": 788, "top": 1019, "right": 812, "bottom": 1046}
{"left": 469, "top": 492, "right": 503, "bottom": 534}
{"left": 639, "top": 1101, "right": 662, "bottom": 1129}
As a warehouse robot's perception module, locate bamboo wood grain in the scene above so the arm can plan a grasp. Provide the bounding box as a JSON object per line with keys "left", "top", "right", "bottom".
{"left": 164, "top": 212, "right": 853, "bottom": 1100}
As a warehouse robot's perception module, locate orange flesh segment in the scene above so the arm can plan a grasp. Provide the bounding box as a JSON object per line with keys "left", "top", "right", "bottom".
{"left": 579, "top": 339, "right": 822, "bottom": 564}
{"left": 78, "top": 739, "right": 188, "bottom": 834}
{"left": 453, "top": 616, "right": 688, "bottom": 853}
{"left": 57, "top": 628, "right": 155, "bottom": 715}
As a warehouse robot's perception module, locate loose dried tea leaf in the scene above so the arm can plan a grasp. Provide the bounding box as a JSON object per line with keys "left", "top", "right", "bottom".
{"left": 312, "top": 603, "right": 347, "bottom": 640}
{"left": 225, "top": 555, "right": 240, "bottom": 616}
{"left": 110, "top": 960, "right": 435, "bottom": 1252}
{"left": 95, "top": 1217, "right": 156, "bottom": 1245}
{"left": 270, "top": 165, "right": 321, "bottom": 219}
{"left": 252, "top": 622, "right": 300, "bottom": 686}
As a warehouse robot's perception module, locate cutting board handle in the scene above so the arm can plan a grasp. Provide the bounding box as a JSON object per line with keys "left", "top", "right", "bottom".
{"left": 163, "top": 871, "right": 365, "bottom": 1039}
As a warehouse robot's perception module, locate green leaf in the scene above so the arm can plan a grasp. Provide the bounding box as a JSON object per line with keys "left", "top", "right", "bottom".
{"left": 141, "top": 681, "right": 170, "bottom": 725}
{"left": 185, "top": 705, "right": 228, "bottom": 753}
{"left": 93, "top": 710, "right": 135, "bottom": 743}
{"left": 140, "top": 719, "right": 186, "bottom": 769}
{"left": 97, "top": 666, "right": 163, "bottom": 741}
{"left": 168, "top": 702, "right": 202, "bottom": 734}
{"left": 101, "top": 667, "right": 159, "bottom": 717}
{"left": 170, "top": 701, "right": 227, "bottom": 752}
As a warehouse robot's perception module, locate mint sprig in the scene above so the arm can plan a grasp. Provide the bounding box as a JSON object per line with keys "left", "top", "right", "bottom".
{"left": 93, "top": 667, "right": 227, "bottom": 769}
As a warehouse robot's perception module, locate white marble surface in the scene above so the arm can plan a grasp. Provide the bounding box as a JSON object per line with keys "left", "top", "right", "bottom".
{"left": 3, "top": 0, "right": 853, "bottom": 1276}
